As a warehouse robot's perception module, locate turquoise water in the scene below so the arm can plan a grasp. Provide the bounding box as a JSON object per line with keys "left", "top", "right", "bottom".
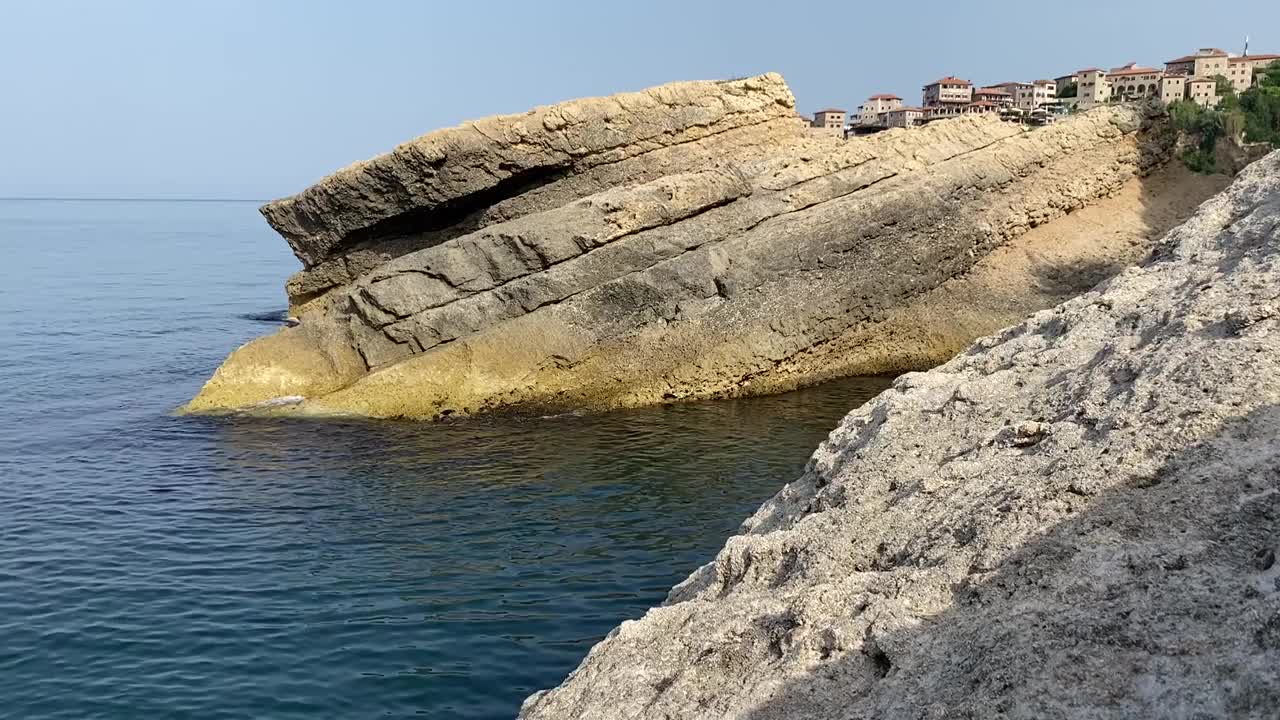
{"left": 0, "top": 199, "right": 891, "bottom": 719}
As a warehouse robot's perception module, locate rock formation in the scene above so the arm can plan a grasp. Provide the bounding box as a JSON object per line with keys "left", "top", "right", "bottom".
{"left": 519, "top": 151, "right": 1280, "bottom": 719}
{"left": 187, "top": 74, "right": 1226, "bottom": 418}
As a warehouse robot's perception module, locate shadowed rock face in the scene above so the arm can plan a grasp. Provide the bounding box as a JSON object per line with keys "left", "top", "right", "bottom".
{"left": 188, "top": 74, "right": 1223, "bottom": 418}
{"left": 267, "top": 73, "right": 804, "bottom": 308}
{"left": 518, "top": 152, "right": 1280, "bottom": 719}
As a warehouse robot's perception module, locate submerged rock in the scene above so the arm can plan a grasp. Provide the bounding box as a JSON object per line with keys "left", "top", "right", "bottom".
{"left": 188, "top": 74, "right": 1228, "bottom": 418}
{"left": 519, "top": 152, "right": 1280, "bottom": 718}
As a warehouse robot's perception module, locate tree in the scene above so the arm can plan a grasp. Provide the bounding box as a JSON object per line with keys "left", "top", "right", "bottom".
{"left": 1168, "top": 100, "right": 1225, "bottom": 174}
{"left": 1214, "top": 74, "right": 1235, "bottom": 98}
{"left": 1057, "top": 82, "right": 1078, "bottom": 99}
{"left": 1256, "top": 60, "right": 1280, "bottom": 90}
{"left": 1165, "top": 64, "right": 1280, "bottom": 173}
{"left": 1239, "top": 85, "right": 1280, "bottom": 144}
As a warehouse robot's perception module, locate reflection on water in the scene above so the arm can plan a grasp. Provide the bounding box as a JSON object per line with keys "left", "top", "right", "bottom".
{"left": 0, "top": 199, "right": 893, "bottom": 719}
{"left": 6, "top": 377, "right": 892, "bottom": 720}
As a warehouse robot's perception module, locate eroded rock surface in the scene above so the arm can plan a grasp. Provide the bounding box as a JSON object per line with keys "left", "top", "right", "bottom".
{"left": 189, "top": 75, "right": 1224, "bottom": 417}
{"left": 270, "top": 74, "right": 803, "bottom": 307}
{"left": 519, "top": 152, "right": 1280, "bottom": 719}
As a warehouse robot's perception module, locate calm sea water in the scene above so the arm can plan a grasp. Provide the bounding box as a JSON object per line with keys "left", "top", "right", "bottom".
{"left": 0, "top": 199, "right": 892, "bottom": 719}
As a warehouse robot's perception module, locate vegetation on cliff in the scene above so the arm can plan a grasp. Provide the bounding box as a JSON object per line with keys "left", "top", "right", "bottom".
{"left": 520, "top": 150, "right": 1280, "bottom": 720}
{"left": 189, "top": 88, "right": 1201, "bottom": 419}
{"left": 1174, "top": 61, "right": 1280, "bottom": 172}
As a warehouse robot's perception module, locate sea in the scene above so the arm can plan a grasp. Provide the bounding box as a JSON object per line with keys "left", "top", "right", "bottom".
{"left": 0, "top": 198, "right": 892, "bottom": 719}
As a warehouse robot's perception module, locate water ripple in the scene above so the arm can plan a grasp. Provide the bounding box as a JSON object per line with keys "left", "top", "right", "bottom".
{"left": 0, "top": 199, "right": 892, "bottom": 719}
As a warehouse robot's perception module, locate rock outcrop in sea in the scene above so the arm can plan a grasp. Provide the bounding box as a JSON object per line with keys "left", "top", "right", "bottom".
{"left": 187, "top": 73, "right": 1227, "bottom": 418}
{"left": 519, "top": 151, "right": 1280, "bottom": 719}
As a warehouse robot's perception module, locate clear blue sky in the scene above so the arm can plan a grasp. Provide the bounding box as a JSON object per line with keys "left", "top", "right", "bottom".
{"left": 2, "top": 0, "right": 1275, "bottom": 200}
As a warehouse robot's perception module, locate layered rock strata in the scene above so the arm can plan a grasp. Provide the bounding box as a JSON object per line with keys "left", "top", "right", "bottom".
{"left": 520, "top": 152, "right": 1280, "bottom": 719}
{"left": 189, "top": 75, "right": 1211, "bottom": 418}
{"left": 272, "top": 74, "right": 803, "bottom": 309}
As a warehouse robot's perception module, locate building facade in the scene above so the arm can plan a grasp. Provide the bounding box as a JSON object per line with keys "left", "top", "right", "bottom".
{"left": 1105, "top": 63, "right": 1163, "bottom": 101}
{"left": 883, "top": 107, "right": 924, "bottom": 128}
{"left": 856, "top": 94, "right": 903, "bottom": 126}
{"left": 922, "top": 77, "right": 973, "bottom": 107}
{"left": 990, "top": 82, "right": 1032, "bottom": 110}
{"left": 990, "top": 81, "right": 1057, "bottom": 111}
{"left": 1185, "top": 77, "right": 1218, "bottom": 108}
{"left": 1165, "top": 48, "right": 1230, "bottom": 79}
{"left": 1076, "top": 68, "right": 1109, "bottom": 110}
{"left": 1158, "top": 75, "right": 1187, "bottom": 104}
{"left": 974, "top": 87, "right": 1014, "bottom": 107}
{"left": 1033, "top": 80, "right": 1058, "bottom": 108}
{"left": 811, "top": 109, "right": 847, "bottom": 136}
{"left": 1226, "top": 54, "right": 1280, "bottom": 92}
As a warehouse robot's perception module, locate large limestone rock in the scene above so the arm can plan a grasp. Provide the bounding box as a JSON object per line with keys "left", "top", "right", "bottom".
{"left": 519, "top": 152, "right": 1280, "bottom": 719}
{"left": 270, "top": 74, "right": 803, "bottom": 308}
{"left": 188, "top": 74, "right": 1226, "bottom": 418}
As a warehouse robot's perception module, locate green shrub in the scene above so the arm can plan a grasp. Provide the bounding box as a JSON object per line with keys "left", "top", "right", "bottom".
{"left": 1181, "top": 149, "right": 1217, "bottom": 174}
{"left": 1167, "top": 64, "right": 1280, "bottom": 172}
{"left": 1238, "top": 61, "right": 1280, "bottom": 144}
{"left": 1214, "top": 74, "right": 1236, "bottom": 99}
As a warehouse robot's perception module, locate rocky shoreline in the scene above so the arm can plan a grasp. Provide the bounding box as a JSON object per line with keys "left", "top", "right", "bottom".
{"left": 519, "top": 151, "right": 1280, "bottom": 718}
{"left": 179, "top": 72, "right": 1280, "bottom": 716}
{"left": 186, "top": 74, "right": 1227, "bottom": 419}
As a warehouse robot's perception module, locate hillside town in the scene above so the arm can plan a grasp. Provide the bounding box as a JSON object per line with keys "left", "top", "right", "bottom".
{"left": 809, "top": 45, "right": 1279, "bottom": 137}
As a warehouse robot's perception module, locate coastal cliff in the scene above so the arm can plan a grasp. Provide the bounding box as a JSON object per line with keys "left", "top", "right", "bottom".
{"left": 187, "top": 74, "right": 1227, "bottom": 418}
{"left": 519, "top": 151, "right": 1280, "bottom": 719}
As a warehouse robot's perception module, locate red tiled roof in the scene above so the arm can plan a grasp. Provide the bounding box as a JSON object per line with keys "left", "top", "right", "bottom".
{"left": 1167, "top": 49, "right": 1228, "bottom": 63}
{"left": 1077, "top": 67, "right": 1105, "bottom": 74}
{"left": 1229, "top": 54, "right": 1280, "bottom": 63}
{"left": 927, "top": 76, "right": 972, "bottom": 86}
{"left": 868, "top": 93, "right": 902, "bottom": 100}
{"left": 1107, "top": 66, "right": 1159, "bottom": 76}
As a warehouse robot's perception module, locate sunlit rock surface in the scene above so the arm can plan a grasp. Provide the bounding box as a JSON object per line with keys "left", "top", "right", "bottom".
{"left": 520, "top": 152, "right": 1280, "bottom": 719}
{"left": 188, "top": 75, "right": 1228, "bottom": 418}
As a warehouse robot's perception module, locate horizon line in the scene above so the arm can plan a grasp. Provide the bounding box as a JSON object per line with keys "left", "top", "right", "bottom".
{"left": 0, "top": 196, "right": 268, "bottom": 203}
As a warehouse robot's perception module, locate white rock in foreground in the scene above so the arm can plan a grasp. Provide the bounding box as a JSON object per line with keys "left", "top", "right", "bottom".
{"left": 521, "top": 152, "right": 1280, "bottom": 718}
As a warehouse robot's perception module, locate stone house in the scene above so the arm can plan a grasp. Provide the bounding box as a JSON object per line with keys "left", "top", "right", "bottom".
{"left": 1225, "top": 54, "right": 1280, "bottom": 93}
{"left": 1185, "top": 77, "right": 1218, "bottom": 108}
{"left": 989, "top": 81, "right": 1057, "bottom": 112}
{"left": 811, "top": 109, "right": 847, "bottom": 136}
{"left": 1033, "top": 80, "right": 1058, "bottom": 108}
{"left": 973, "top": 87, "right": 1014, "bottom": 107}
{"left": 1105, "top": 63, "right": 1163, "bottom": 101}
{"left": 1076, "top": 68, "right": 1109, "bottom": 110}
{"left": 1165, "top": 48, "right": 1230, "bottom": 80}
{"left": 922, "top": 77, "right": 973, "bottom": 107}
{"left": 857, "top": 94, "right": 903, "bottom": 126}
{"left": 1158, "top": 75, "right": 1187, "bottom": 104}
{"left": 883, "top": 107, "right": 925, "bottom": 128}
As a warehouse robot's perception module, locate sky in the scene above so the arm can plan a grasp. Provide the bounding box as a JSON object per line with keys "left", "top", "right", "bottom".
{"left": 1, "top": 0, "right": 1276, "bottom": 200}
